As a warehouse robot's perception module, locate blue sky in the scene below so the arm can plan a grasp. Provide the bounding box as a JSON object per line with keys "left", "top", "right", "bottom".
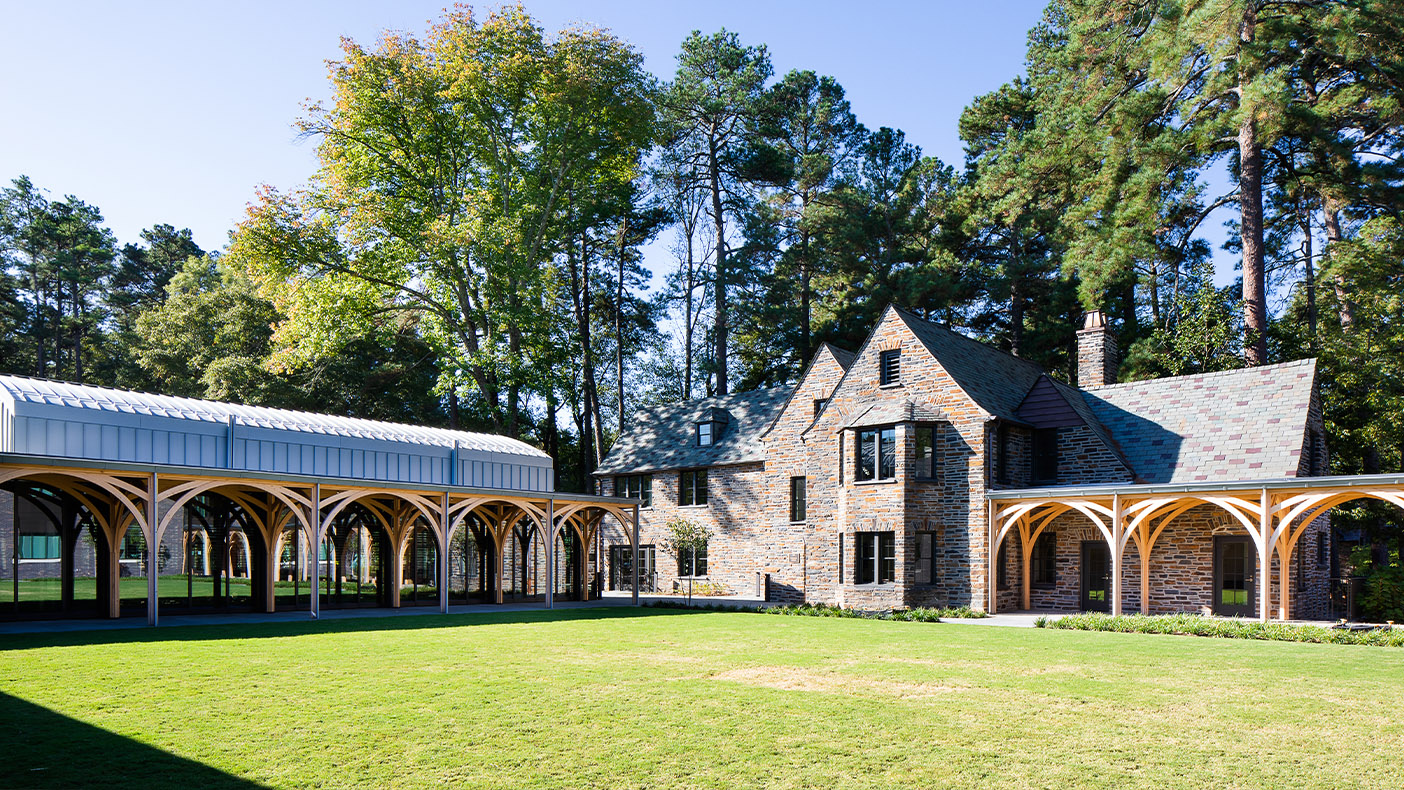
{"left": 0, "top": 1, "right": 1047, "bottom": 256}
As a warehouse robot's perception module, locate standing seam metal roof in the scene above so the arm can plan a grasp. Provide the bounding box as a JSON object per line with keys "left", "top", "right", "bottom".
{"left": 0, "top": 376, "right": 548, "bottom": 459}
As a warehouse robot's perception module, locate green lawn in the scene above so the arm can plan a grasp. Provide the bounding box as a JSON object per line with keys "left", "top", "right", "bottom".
{"left": 2, "top": 609, "right": 1401, "bottom": 789}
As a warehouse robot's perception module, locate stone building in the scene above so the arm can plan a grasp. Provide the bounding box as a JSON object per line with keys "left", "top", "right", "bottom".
{"left": 598, "top": 305, "right": 1338, "bottom": 619}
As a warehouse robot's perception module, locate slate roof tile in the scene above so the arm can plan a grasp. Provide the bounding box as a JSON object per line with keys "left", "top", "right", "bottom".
{"left": 594, "top": 386, "right": 793, "bottom": 474}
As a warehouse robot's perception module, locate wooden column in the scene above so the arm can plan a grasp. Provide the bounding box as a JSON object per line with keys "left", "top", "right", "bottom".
{"left": 987, "top": 504, "right": 998, "bottom": 615}
{"left": 439, "top": 493, "right": 450, "bottom": 615}
{"left": 146, "top": 473, "right": 159, "bottom": 626}
{"left": 1109, "top": 494, "right": 1124, "bottom": 617}
{"left": 631, "top": 504, "right": 640, "bottom": 606}
{"left": 544, "top": 499, "right": 555, "bottom": 610}
{"left": 1258, "top": 488, "right": 1272, "bottom": 622}
{"left": 494, "top": 521, "right": 505, "bottom": 604}
{"left": 310, "top": 484, "right": 320, "bottom": 620}
{"left": 1019, "top": 518, "right": 1033, "bottom": 611}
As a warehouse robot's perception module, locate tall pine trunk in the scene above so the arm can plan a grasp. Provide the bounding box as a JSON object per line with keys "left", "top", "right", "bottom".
{"left": 708, "top": 135, "right": 729, "bottom": 396}
{"left": 1238, "top": 4, "right": 1269, "bottom": 366}
{"left": 1322, "top": 199, "right": 1355, "bottom": 330}
{"left": 615, "top": 223, "right": 627, "bottom": 435}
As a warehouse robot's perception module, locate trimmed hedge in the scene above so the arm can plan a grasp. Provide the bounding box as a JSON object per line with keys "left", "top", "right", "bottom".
{"left": 643, "top": 600, "right": 988, "bottom": 621}
{"left": 763, "top": 602, "right": 989, "bottom": 622}
{"left": 1036, "top": 612, "right": 1404, "bottom": 647}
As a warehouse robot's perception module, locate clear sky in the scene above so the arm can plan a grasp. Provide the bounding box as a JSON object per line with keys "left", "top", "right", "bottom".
{"left": 0, "top": 0, "right": 1048, "bottom": 256}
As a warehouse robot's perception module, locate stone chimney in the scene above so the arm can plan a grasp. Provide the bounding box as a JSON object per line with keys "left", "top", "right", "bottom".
{"left": 1076, "top": 310, "right": 1119, "bottom": 388}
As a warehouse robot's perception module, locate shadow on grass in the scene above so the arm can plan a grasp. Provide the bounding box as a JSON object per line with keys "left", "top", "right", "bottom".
{"left": 0, "top": 692, "right": 268, "bottom": 789}
{"left": 0, "top": 605, "right": 711, "bottom": 652}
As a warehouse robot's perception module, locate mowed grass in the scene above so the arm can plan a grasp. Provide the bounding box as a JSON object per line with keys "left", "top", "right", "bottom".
{"left": 2, "top": 609, "right": 1402, "bottom": 789}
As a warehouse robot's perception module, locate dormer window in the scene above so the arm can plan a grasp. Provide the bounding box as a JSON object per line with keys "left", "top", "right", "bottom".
{"left": 879, "top": 349, "right": 901, "bottom": 386}
{"left": 695, "top": 407, "right": 730, "bottom": 447}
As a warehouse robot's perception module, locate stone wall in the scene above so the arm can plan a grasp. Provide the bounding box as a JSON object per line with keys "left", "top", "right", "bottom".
{"left": 599, "top": 462, "right": 784, "bottom": 599}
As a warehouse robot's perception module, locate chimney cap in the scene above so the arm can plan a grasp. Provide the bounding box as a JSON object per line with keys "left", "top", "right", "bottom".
{"left": 1080, "top": 310, "right": 1112, "bottom": 332}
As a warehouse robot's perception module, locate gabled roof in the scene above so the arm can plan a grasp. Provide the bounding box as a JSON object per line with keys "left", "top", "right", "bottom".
{"left": 595, "top": 386, "right": 794, "bottom": 475}
{"left": 826, "top": 343, "right": 857, "bottom": 371}
{"left": 759, "top": 342, "right": 856, "bottom": 441}
{"left": 1016, "top": 375, "right": 1134, "bottom": 477}
{"left": 1080, "top": 360, "right": 1318, "bottom": 484}
{"left": 892, "top": 306, "right": 1048, "bottom": 422}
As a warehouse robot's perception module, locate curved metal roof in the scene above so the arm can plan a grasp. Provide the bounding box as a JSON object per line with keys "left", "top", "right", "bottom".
{"left": 0, "top": 375, "right": 552, "bottom": 491}
{"left": 0, "top": 376, "right": 546, "bottom": 458}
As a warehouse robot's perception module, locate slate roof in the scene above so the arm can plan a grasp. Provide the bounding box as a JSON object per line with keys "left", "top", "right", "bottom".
{"left": 893, "top": 306, "right": 1047, "bottom": 422}
{"left": 842, "top": 400, "right": 948, "bottom": 430}
{"left": 1080, "top": 359, "right": 1317, "bottom": 484}
{"left": 595, "top": 386, "right": 794, "bottom": 475}
{"left": 759, "top": 343, "right": 856, "bottom": 441}
{"left": 826, "top": 344, "right": 857, "bottom": 371}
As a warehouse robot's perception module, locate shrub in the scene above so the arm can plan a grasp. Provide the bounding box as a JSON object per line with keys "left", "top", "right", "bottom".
{"left": 1360, "top": 565, "right": 1404, "bottom": 623}
{"left": 1045, "top": 612, "right": 1404, "bottom": 647}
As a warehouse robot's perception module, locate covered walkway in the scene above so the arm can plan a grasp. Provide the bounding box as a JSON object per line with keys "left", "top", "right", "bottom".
{"left": 0, "top": 376, "right": 642, "bottom": 626}
{"left": 989, "top": 473, "right": 1404, "bottom": 621}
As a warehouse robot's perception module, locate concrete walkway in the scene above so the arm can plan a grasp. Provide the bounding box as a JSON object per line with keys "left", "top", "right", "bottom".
{"left": 939, "top": 612, "right": 1066, "bottom": 628}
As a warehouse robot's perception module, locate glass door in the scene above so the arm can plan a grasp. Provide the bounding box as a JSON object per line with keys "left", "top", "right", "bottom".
{"left": 1080, "top": 541, "right": 1110, "bottom": 612}
{"left": 1214, "top": 537, "right": 1255, "bottom": 617}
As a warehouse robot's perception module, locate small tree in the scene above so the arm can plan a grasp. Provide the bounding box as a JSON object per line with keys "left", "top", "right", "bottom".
{"left": 662, "top": 517, "right": 713, "bottom": 604}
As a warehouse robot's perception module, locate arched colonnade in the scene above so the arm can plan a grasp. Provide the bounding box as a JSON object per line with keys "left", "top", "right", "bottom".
{"left": 988, "top": 475, "right": 1404, "bottom": 621}
{"left": 0, "top": 459, "right": 640, "bottom": 624}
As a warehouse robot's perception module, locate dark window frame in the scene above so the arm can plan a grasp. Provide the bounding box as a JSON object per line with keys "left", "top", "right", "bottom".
{"left": 813, "top": 398, "right": 828, "bottom": 418}
{"left": 914, "top": 530, "right": 937, "bottom": 586}
{"left": 1031, "top": 428, "right": 1058, "bottom": 485}
{"left": 678, "top": 469, "right": 709, "bottom": 507}
{"left": 18, "top": 532, "right": 61, "bottom": 561}
{"left": 1031, "top": 531, "right": 1056, "bottom": 588}
{"left": 856, "top": 426, "right": 896, "bottom": 482}
{"left": 914, "top": 424, "right": 939, "bottom": 480}
{"left": 879, "top": 349, "right": 901, "bottom": 386}
{"left": 855, "top": 531, "right": 896, "bottom": 585}
{"left": 789, "top": 476, "right": 807, "bottom": 522}
{"left": 677, "top": 542, "right": 709, "bottom": 577}
{"left": 997, "top": 541, "right": 1009, "bottom": 590}
{"left": 614, "top": 474, "right": 653, "bottom": 509}
{"left": 697, "top": 421, "right": 714, "bottom": 447}
{"left": 995, "top": 423, "right": 1012, "bottom": 484}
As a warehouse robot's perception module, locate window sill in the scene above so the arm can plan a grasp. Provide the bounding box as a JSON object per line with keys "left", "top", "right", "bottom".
{"left": 789, "top": 519, "right": 807, "bottom": 525}
{"left": 852, "top": 582, "right": 897, "bottom": 590}
{"left": 18, "top": 558, "right": 60, "bottom": 564}
{"left": 853, "top": 478, "right": 897, "bottom": 486}
{"left": 878, "top": 382, "right": 904, "bottom": 390}
{"left": 678, "top": 504, "right": 709, "bottom": 510}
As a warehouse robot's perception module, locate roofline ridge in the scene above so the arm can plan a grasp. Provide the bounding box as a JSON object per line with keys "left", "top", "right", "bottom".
{"left": 1084, "top": 358, "right": 1317, "bottom": 391}
{"left": 890, "top": 304, "right": 1049, "bottom": 376}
